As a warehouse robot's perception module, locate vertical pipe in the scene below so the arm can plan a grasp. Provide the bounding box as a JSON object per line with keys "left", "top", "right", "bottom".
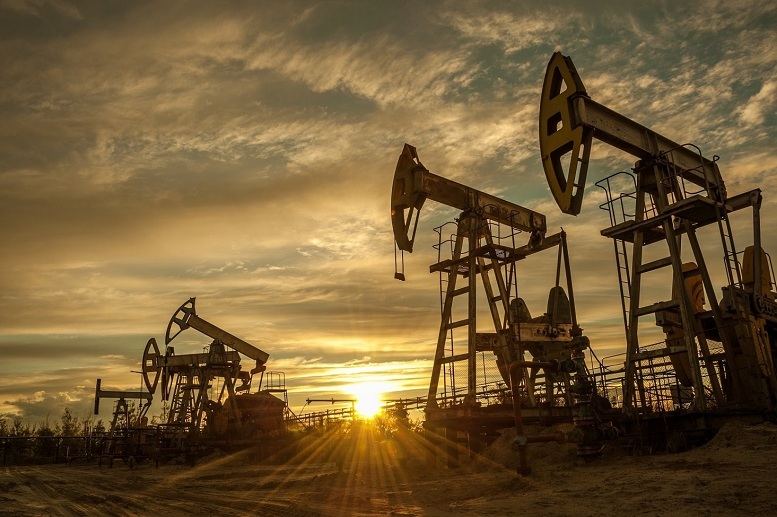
{"left": 624, "top": 170, "right": 647, "bottom": 409}
{"left": 467, "top": 215, "right": 478, "bottom": 401}
{"left": 753, "top": 195, "right": 763, "bottom": 299}
{"left": 561, "top": 231, "right": 579, "bottom": 329}
{"left": 509, "top": 362, "right": 530, "bottom": 475}
{"left": 508, "top": 360, "right": 564, "bottom": 476}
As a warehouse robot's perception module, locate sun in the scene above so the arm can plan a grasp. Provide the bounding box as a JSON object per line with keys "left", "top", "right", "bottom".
{"left": 353, "top": 383, "right": 384, "bottom": 419}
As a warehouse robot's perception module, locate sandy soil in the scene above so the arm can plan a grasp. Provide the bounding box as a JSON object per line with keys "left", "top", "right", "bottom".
{"left": 2, "top": 421, "right": 777, "bottom": 516}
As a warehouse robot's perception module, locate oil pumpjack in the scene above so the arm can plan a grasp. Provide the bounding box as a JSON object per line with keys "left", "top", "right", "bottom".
{"left": 156, "top": 298, "right": 287, "bottom": 441}
{"left": 390, "top": 52, "right": 777, "bottom": 465}
{"left": 93, "top": 298, "right": 287, "bottom": 461}
{"left": 538, "top": 52, "right": 777, "bottom": 436}
{"left": 391, "top": 143, "right": 604, "bottom": 456}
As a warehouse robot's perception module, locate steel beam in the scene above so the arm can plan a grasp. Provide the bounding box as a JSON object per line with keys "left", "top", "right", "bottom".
{"left": 572, "top": 96, "right": 724, "bottom": 196}
{"left": 392, "top": 143, "right": 546, "bottom": 252}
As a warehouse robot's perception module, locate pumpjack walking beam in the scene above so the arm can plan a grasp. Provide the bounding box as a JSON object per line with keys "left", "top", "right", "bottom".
{"left": 391, "top": 143, "right": 547, "bottom": 257}
{"left": 94, "top": 378, "right": 153, "bottom": 417}
{"left": 162, "top": 298, "right": 272, "bottom": 434}
{"left": 94, "top": 378, "right": 153, "bottom": 436}
{"left": 166, "top": 297, "right": 269, "bottom": 371}
{"left": 539, "top": 52, "right": 725, "bottom": 217}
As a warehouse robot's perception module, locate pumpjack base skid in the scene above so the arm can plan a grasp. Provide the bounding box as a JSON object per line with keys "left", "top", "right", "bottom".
{"left": 425, "top": 404, "right": 574, "bottom": 437}
{"left": 618, "top": 409, "right": 773, "bottom": 450}
{"left": 425, "top": 401, "right": 774, "bottom": 453}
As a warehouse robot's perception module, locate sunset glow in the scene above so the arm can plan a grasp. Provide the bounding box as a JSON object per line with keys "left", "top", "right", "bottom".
{"left": 352, "top": 383, "right": 386, "bottom": 419}
{"left": 0, "top": 1, "right": 773, "bottom": 426}
{"left": 1, "top": 3, "right": 775, "bottom": 515}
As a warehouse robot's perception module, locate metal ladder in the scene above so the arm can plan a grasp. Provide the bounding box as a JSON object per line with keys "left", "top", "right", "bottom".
{"left": 596, "top": 172, "right": 640, "bottom": 338}
{"left": 168, "top": 371, "right": 198, "bottom": 426}
{"left": 428, "top": 218, "right": 473, "bottom": 408}
{"left": 428, "top": 213, "right": 517, "bottom": 408}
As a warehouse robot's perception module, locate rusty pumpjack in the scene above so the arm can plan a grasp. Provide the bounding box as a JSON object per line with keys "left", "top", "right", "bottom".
{"left": 391, "top": 144, "right": 610, "bottom": 461}
{"left": 94, "top": 378, "right": 153, "bottom": 432}
{"left": 539, "top": 52, "right": 777, "bottom": 438}
{"left": 153, "top": 298, "right": 287, "bottom": 443}
{"left": 92, "top": 299, "right": 288, "bottom": 459}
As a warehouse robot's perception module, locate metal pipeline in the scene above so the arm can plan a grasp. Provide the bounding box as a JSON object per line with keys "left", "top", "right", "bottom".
{"left": 508, "top": 360, "right": 566, "bottom": 475}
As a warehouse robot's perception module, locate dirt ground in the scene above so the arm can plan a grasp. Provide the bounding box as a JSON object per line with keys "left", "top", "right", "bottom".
{"left": 2, "top": 421, "right": 777, "bottom": 516}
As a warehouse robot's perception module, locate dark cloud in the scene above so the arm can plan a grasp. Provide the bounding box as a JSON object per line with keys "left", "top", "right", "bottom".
{"left": 0, "top": 334, "right": 142, "bottom": 360}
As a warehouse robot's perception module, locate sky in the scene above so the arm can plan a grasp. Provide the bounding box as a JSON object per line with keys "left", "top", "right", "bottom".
{"left": 1, "top": 0, "right": 775, "bottom": 423}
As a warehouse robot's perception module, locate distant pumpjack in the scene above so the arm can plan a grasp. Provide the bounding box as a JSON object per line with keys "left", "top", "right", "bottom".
{"left": 155, "top": 298, "right": 285, "bottom": 439}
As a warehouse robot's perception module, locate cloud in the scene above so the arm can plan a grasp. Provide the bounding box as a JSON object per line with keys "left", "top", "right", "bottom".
{"left": 0, "top": 361, "right": 132, "bottom": 422}
{"left": 441, "top": 4, "right": 582, "bottom": 54}
{"left": 739, "top": 79, "right": 777, "bottom": 127}
{"left": 0, "top": 0, "right": 83, "bottom": 19}
{"left": 0, "top": 0, "right": 775, "bottom": 423}
{"left": 344, "top": 356, "right": 372, "bottom": 366}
